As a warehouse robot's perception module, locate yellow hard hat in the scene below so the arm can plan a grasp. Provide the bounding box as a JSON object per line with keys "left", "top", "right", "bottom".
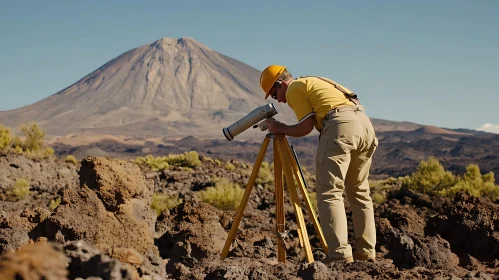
{"left": 260, "top": 65, "right": 286, "bottom": 99}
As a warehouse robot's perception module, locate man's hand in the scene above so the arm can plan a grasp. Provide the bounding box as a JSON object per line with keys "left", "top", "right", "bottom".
{"left": 265, "top": 115, "right": 315, "bottom": 137}
{"left": 265, "top": 118, "right": 286, "bottom": 134}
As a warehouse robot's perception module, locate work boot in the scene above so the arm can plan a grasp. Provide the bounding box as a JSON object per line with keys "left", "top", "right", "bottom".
{"left": 353, "top": 252, "right": 375, "bottom": 262}
{"left": 322, "top": 256, "right": 354, "bottom": 264}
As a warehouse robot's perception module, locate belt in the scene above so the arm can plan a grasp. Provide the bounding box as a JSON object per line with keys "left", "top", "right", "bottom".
{"left": 324, "top": 105, "right": 364, "bottom": 121}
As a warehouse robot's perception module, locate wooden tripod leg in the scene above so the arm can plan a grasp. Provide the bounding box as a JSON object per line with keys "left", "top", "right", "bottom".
{"left": 283, "top": 138, "right": 329, "bottom": 254}
{"left": 220, "top": 136, "right": 271, "bottom": 260}
{"left": 273, "top": 137, "right": 286, "bottom": 263}
{"left": 296, "top": 210, "right": 305, "bottom": 248}
{"left": 275, "top": 136, "right": 314, "bottom": 263}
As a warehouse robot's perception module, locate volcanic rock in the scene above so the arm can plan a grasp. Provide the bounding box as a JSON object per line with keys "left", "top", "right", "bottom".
{"left": 79, "top": 156, "right": 153, "bottom": 211}
{"left": 297, "top": 261, "right": 340, "bottom": 280}
{"left": 0, "top": 207, "right": 51, "bottom": 253}
{"left": 0, "top": 242, "right": 69, "bottom": 280}
{"left": 155, "top": 200, "right": 228, "bottom": 274}
{"left": 426, "top": 192, "right": 499, "bottom": 262}
{"left": 64, "top": 240, "right": 137, "bottom": 280}
{"left": 377, "top": 217, "right": 459, "bottom": 269}
{"left": 40, "top": 157, "right": 161, "bottom": 273}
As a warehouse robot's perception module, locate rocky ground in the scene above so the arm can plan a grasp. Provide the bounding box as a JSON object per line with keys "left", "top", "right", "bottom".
{"left": 51, "top": 131, "right": 499, "bottom": 184}
{"left": 0, "top": 153, "right": 498, "bottom": 279}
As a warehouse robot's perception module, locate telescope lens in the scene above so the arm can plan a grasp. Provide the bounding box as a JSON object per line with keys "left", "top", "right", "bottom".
{"left": 223, "top": 127, "right": 234, "bottom": 141}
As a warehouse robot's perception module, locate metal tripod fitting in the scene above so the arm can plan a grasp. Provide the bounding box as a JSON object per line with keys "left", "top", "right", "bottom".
{"left": 220, "top": 134, "right": 328, "bottom": 264}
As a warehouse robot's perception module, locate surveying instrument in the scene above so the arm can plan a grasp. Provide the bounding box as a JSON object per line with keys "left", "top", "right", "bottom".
{"left": 221, "top": 104, "right": 328, "bottom": 263}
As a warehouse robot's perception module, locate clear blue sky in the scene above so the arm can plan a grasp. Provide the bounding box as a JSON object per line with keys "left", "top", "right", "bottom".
{"left": 1, "top": 0, "right": 498, "bottom": 132}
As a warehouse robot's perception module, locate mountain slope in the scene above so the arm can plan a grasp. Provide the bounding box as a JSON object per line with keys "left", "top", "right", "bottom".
{"left": 0, "top": 37, "right": 296, "bottom": 139}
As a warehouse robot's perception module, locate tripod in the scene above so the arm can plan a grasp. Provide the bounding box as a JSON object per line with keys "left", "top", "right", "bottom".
{"left": 220, "top": 133, "right": 328, "bottom": 263}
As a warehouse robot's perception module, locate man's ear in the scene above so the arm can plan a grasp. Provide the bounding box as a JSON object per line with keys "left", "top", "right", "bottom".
{"left": 277, "top": 80, "right": 288, "bottom": 89}
{"left": 279, "top": 80, "right": 289, "bottom": 90}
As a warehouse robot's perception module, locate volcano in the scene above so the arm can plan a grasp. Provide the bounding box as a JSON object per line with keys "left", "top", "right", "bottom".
{"left": 0, "top": 37, "right": 297, "bottom": 139}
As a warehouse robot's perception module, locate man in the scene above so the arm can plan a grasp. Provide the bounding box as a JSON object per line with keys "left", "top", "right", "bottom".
{"left": 259, "top": 65, "right": 378, "bottom": 263}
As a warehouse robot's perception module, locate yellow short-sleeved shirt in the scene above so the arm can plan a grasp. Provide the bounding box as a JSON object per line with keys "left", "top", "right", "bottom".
{"left": 285, "top": 76, "right": 355, "bottom": 131}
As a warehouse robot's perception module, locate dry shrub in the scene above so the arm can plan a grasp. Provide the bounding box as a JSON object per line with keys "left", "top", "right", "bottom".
{"left": 134, "top": 155, "right": 169, "bottom": 171}
{"left": 0, "top": 124, "right": 12, "bottom": 151}
{"left": 20, "top": 122, "right": 45, "bottom": 151}
{"left": 0, "top": 122, "right": 53, "bottom": 159}
{"left": 12, "top": 178, "right": 30, "bottom": 200}
{"left": 151, "top": 193, "right": 183, "bottom": 216}
{"left": 166, "top": 151, "right": 201, "bottom": 168}
{"left": 65, "top": 155, "right": 78, "bottom": 165}
{"left": 49, "top": 197, "right": 61, "bottom": 211}
{"left": 372, "top": 192, "right": 386, "bottom": 205}
{"left": 134, "top": 151, "right": 201, "bottom": 171}
{"left": 199, "top": 178, "right": 244, "bottom": 210}
{"left": 225, "top": 162, "right": 236, "bottom": 171}
{"left": 255, "top": 161, "right": 274, "bottom": 187}
{"left": 241, "top": 161, "right": 275, "bottom": 189}
{"left": 369, "top": 178, "right": 397, "bottom": 206}
{"left": 24, "top": 147, "right": 54, "bottom": 159}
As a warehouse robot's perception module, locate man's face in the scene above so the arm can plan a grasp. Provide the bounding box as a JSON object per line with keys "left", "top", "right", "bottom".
{"left": 269, "top": 82, "right": 287, "bottom": 103}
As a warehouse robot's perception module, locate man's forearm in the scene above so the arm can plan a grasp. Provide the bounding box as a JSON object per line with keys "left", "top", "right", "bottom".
{"left": 266, "top": 115, "right": 314, "bottom": 137}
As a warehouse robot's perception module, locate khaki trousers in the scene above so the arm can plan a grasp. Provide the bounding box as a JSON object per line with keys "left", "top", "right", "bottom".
{"left": 316, "top": 105, "right": 378, "bottom": 259}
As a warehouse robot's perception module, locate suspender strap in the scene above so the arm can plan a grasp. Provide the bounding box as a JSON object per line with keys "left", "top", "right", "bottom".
{"left": 299, "top": 76, "right": 360, "bottom": 105}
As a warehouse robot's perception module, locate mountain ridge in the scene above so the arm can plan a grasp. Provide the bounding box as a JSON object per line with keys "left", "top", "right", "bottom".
{"left": 0, "top": 36, "right": 486, "bottom": 140}
{"left": 0, "top": 37, "right": 298, "bottom": 139}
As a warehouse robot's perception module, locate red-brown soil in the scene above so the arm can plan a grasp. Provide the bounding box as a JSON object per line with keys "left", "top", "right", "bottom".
{"left": 0, "top": 153, "right": 498, "bottom": 279}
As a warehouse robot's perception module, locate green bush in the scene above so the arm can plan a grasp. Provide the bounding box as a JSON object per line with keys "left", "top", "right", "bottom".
{"left": 45, "top": 147, "right": 54, "bottom": 156}
{"left": 402, "top": 157, "right": 456, "bottom": 195}
{"left": 225, "top": 162, "right": 236, "bottom": 171}
{"left": 165, "top": 151, "right": 201, "bottom": 168}
{"left": 478, "top": 181, "right": 499, "bottom": 202}
{"left": 24, "top": 146, "right": 54, "bottom": 159}
{"left": 0, "top": 123, "right": 53, "bottom": 158}
{"left": 0, "top": 125, "right": 12, "bottom": 151}
{"left": 438, "top": 180, "right": 481, "bottom": 198}
{"left": 12, "top": 135, "right": 23, "bottom": 150}
{"left": 150, "top": 193, "right": 183, "bottom": 216}
{"left": 436, "top": 164, "right": 499, "bottom": 201}
{"left": 134, "top": 154, "right": 169, "bottom": 171}
{"left": 49, "top": 197, "right": 61, "bottom": 211}
{"left": 20, "top": 122, "right": 45, "bottom": 151}
{"left": 483, "top": 172, "right": 495, "bottom": 184}
{"left": 402, "top": 157, "right": 499, "bottom": 201}
{"left": 199, "top": 178, "right": 244, "bottom": 210}
{"left": 369, "top": 178, "right": 397, "bottom": 206}
{"left": 372, "top": 192, "right": 386, "bottom": 205}
{"left": 370, "top": 178, "right": 399, "bottom": 191}
{"left": 134, "top": 151, "right": 202, "bottom": 171}
{"left": 203, "top": 156, "right": 214, "bottom": 164}
{"left": 65, "top": 155, "right": 78, "bottom": 165}
{"left": 255, "top": 161, "right": 274, "bottom": 187}
{"left": 13, "top": 145, "right": 23, "bottom": 154}
{"left": 12, "top": 178, "right": 30, "bottom": 200}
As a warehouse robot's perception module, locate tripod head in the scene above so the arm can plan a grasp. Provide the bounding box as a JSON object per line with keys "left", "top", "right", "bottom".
{"left": 252, "top": 117, "right": 275, "bottom": 131}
